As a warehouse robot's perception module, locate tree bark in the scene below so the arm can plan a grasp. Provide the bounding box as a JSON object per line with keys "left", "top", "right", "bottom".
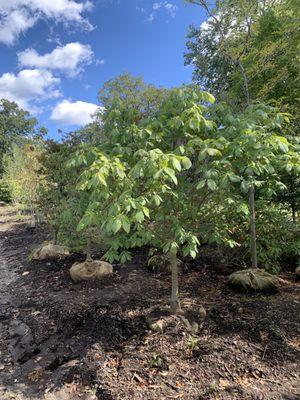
{"left": 53, "top": 228, "right": 58, "bottom": 245}
{"left": 249, "top": 185, "right": 258, "bottom": 269}
{"left": 237, "top": 60, "right": 250, "bottom": 107}
{"left": 30, "top": 205, "right": 36, "bottom": 228}
{"left": 170, "top": 250, "right": 181, "bottom": 313}
{"left": 86, "top": 237, "right": 92, "bottom": 262}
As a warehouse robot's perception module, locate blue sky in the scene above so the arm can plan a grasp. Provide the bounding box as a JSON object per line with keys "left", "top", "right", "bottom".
{"left": 0, "top": 0, "right": 206, "bottom": 139}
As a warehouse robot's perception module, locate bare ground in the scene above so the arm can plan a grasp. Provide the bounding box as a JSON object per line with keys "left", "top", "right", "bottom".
{"left": 0, "top": 204, "right": 299, "bottom": 400}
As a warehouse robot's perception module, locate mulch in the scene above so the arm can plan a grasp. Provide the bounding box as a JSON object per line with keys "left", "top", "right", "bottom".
{"left": 0, "top": 205, "right": 299, "bottom": 400}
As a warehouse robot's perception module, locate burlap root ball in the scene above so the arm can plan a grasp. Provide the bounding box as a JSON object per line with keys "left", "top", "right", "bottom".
{"left": 70, "top": 260, "right": 113, "bottom": 282}
{"left": 229, "top": 268, "right": 278, "bottom": 293}
{"left": 32, "top": 243, "right": 70, "bottom": 261}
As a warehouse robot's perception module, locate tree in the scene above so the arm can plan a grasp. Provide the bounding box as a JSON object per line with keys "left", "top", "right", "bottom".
{"left": 185, "top": 0, "right": 299, "bottom": 114}
{"left": 98, "top": 73, "right": 168, "bottom": 130}
{"left": 2, "top": 143, "right": 45, "bottom": 226}
{"left": 72, "top": 86, "right": 237, "bottom": 312}
{"left": 0, "top": 99, "right": 42, "bottom": 174}
{"left": 216, "top": 102, "right": 300, "bottom": 268}
{"left": 38, "top": 139, "right": 93, "bottom": 251}
{"left": 185, "top": 0, "right": 300, "bottom": 269}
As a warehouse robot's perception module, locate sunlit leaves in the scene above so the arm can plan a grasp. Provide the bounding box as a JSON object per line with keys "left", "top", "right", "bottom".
{"left": 207, "top": 179, "right": 217, "bottom": 191}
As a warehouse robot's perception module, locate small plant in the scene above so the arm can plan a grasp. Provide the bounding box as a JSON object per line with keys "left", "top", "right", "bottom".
{"left": 186, "top": 335, "right": 200, "bottom": 352}
{"left": 148, "top": 354, "right": 164, "bottom": 368}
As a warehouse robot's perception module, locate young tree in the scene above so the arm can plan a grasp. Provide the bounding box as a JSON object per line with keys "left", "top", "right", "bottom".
{"left": 2, "top": 143, "right": 45, "bottom": 226}
{"left": 185, "top": 0, "right": 299, "bottom": 114}
{"left": 38, "top": 140, "right": 93, "bottom": 251}
{"left": 72, "top": 86, "right": 235, "bottom": 312}
{"left": 0, "top": 99, "right": 45, "bottom": 173}
{"left": 217, "top": 103, "right": 300, "bottom": 269}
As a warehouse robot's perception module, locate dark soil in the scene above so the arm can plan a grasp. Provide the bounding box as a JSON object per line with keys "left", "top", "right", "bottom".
{"left": 0, "top": 205, "right": 299, "bottom": 400}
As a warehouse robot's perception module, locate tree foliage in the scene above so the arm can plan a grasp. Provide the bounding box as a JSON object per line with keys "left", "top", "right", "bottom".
{"left": 185, "top": 0, "right": 300, "bottom": 115}
{"left": 0, "top": 99, "right": 45, "bottom": 174}
{"left": 2, "top": 143, "right": 45, "bottom": 224}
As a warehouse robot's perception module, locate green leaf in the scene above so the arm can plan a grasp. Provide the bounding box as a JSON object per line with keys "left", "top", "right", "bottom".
{"left": 206, "top": 120, "right": 215, "bottom": 130}
{"left": 142, "top": 206, "right": 150, "bottom": 218}
{"left": 135, "top": 211, "right": 144, "bottom": 223}
{"left": 189, "top": 119, "right": 199, "bottom": 131}
{"left": 196, "top": 180, "right": 206, "bottom": 189}
{"left": 198, "top": 150, "right": 207, "bottom": 161}
{"left": 181, "top": 156, "right": 192, "bottom": 169}
{"left": 190, "top": 250, "right": 197, "bottom": 258}
{"left": 97, "top": 173, "right": 107, "bottom": 186}
{"left": 172, "top": 157, "right": 182, "bottom": 171}
{"left": 228, "top": 174, "right": 241, "bottom": 183}
{"left": 153, "top": 169, "right": 163, "bottom": 179}
{"left": 202, "top": 91, "right": 215, "bottom": 104}
{"left": 277, "top": 140, "right": 289, "bottom": 153}
{"left": 207, "top": 179, "right": 217, "bottom": 191}
{"left": 111, "top": 218, "right": 122, "bottom": 233}
{"left": 241, "top": 181, "right": 250, "bottom": 193}
{"left": 164, "top": 167, "right": 178, "bottom": 185}
{"left": 122, "top": 219, "right": 131, "bottom": 233}
{"left": 153, "top": 194, "right": 162, "bottom": 206}
{"left": 207, "top": 148, "right": 221, "bottom": 157}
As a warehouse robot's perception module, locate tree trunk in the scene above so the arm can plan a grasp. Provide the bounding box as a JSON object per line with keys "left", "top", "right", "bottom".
{"left": 291, "top": 203, "right": 296, "bottom": 224}
{"left": 170, "top": 250, "right": 181, "bottom": 313}
{"left": 237, "top": 60, "right": 250, "bottom": 107}
{"left": 53, "top": 228, "right": 58, "bottom": 245}
{"left": 86, "top": 237, "right": 92, "bottom": 262}
{"left": 30, "top": 205, "right": 36, "bottom": 228}
{"left": 249, "top": 185, "right": 258, "bottom": 269}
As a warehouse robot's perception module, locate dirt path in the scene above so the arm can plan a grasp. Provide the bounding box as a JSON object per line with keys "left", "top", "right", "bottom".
{"left": 0, "top": 205, "right": 299, "bottom": 400}
{"left": 0, "top": 207, "right": 18, "bottom": 294}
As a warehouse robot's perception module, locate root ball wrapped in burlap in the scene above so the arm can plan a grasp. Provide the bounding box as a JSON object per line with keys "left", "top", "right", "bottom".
{"left": 147, "top": 254, "right": 183, "bottom": 274}
{"left": 70, "top": 260, "right": 113, "bottom": 282}
{"left": 32, "top": 243, "right": 70, "bottom": 261}
{"left": 229, "top": 268, "right": 277, "bottom": 293}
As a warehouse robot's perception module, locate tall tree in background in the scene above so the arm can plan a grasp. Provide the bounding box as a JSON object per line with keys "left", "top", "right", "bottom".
{"left": 185, "top": 0, "right": 299, "bottom": 268}
{"left": 99, "top": 73, "right": 168, "bottom": 130}
{"left": 185, "top": 0, "right": 299, "bottom": 113}
{"left": 2, "top": 143, "right": 45, "bottom": 225}
{"left": 0, "top": 100, "right": 42, "bottom": 173}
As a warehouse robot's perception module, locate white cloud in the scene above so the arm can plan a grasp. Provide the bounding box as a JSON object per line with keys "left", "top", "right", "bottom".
{"left": 147, "top": 2, "right": 178, "bottom": 22}
{"left": 0, "top": 0, "right": 93, "bottom": 45}
{"left": 147, "top": 13, "right": 155, "bottom": 23}
{"left": 96, "top": 58, "right": 105, "bottom": 66}
{"left": 164, "top": 3, "right": 177, "bottom": 18}
{"left": 0, "top": 69, "right": 61, "bottom": 111}
{"left": 153, "top": 3, "right": 162, "bottom": 11}
{"left": 18, "top": 42, "right": 94, "bottom": 77}
{"left": 50, "top": 100, "right": 99, "bottom": 126}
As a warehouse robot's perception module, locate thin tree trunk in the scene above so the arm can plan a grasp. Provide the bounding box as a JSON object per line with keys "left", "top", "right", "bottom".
{"left": 30, "top": 205, "right": 36, "bottom": 228}
{"left": 237, "top": 60, "right": 250, "bottom": 106}
{"left": 249, "top": 185, "right": 258, "bottom": 269}
{"left": 170, "top": 250, "right": 180, "bottom": 313}
{"left": 291, "top": 204, "right": 296, "bottom": 224}
{"left": 86, "top": 237, "right": 92, "bottom": 262}
{"left": 53, "top": 228, "right": 58, "bottom": 245}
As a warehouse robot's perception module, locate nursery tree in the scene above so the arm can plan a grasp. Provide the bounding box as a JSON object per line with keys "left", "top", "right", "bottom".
{"left": 73, "top": 86, "right": 234, "bottom": 312}
{"left": 98, "top": 73, "right": 168, "bottom": 131}
{"left": 38, "top": 139, "right": 93, "bottom": 251}
{"left": 0, "top": 99, "right": 43, "bottom": 173}
{"left": 217, "top": 103, "right": 300, "bottom": 269}
{"left": 2, "top": 143, "right": 45, "bottom": 225}
{"left": 185, "top": 0, "right": 299, "bottom": 114}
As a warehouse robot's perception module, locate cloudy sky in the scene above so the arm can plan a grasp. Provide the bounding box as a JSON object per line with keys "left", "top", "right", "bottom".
{"left": 0, "top": 0, "right": 205, "bottom": 138}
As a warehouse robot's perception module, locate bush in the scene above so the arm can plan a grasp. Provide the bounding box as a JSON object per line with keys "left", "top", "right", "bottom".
{"left": 0, "top": 179, "right": 11, "bottom": 203}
